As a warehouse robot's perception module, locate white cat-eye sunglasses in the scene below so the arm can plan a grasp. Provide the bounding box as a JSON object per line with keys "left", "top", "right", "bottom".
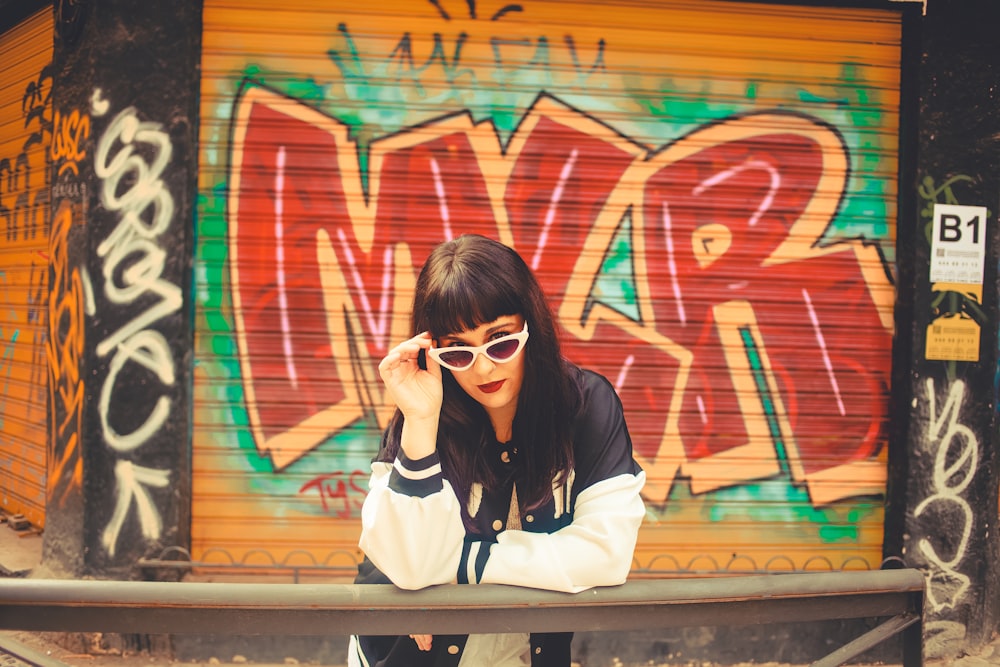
{"left": 427, "top": 322, "right": 529, "bottom": 371}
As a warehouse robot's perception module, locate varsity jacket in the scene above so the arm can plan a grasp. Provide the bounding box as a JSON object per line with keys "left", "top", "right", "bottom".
{"left": 349, "top": 367, "right": 646, "bottom": 667}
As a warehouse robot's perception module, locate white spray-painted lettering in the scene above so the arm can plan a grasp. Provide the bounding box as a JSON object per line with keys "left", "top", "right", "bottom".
{"left": 92, "top": 91, "right": 178, "bottom": 556}
{"left": 914, "top": 378, "right": 976, "bottom": 613}
{"left": 101, "top": 460, "right": 171, "bottom": 552}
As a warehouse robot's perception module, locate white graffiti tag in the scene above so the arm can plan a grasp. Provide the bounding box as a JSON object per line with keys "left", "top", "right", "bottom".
{"left": 101, "top": 460, "right": 171, "bottom": 552}
{"left": 92, "top": 92, "right": 180, "bottom": 556}
{"left": 914, "top": 378, "right": 976, "bottom": 612}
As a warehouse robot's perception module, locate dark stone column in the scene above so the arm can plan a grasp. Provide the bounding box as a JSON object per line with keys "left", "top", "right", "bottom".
{"left": 887, "top": 0, "right": 1000, "bottom": 659}
{"left": 43, "top": 0, "right": 200, "bottom": 579}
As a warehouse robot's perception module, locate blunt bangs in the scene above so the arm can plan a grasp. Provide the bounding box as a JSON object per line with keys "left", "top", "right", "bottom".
{"left": 420, "top": 264, "right": 523, "bottom": 337}
{"left": 413, "top": 235, "right": 535, "bottom": 338}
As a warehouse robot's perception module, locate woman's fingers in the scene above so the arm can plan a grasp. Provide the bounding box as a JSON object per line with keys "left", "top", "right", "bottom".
{"left": 409, "top": 634, "right": 433, "bottom": 651}
{"left": 377, "top": 333, "right": 442, "bottom": 422}
{"left": 378, "top": 333, "right": 433, "bottom": 377}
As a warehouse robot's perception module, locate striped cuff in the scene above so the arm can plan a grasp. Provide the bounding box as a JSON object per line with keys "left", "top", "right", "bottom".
{"left": 457, "top": 539, "right": 492, "bottom": 584}
{"left": 387, "top": 451, "right": 444, "bottom": 498}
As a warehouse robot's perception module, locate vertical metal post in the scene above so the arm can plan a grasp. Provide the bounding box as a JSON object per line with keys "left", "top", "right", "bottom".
{"left": 902, "top": 588, "right": 924, "bottom": 667}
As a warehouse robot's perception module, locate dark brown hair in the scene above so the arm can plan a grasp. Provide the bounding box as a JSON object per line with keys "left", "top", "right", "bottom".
{"left": 379, "top": 234, "right": 582, "bottom": 520}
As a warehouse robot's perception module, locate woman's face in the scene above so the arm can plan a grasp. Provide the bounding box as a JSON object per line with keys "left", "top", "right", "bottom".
{"left": 435, "top": 314, "right": 526, "bottom": 436}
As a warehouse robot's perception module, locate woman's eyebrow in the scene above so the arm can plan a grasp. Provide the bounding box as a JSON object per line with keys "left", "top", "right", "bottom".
{"left": 485, "top": 321, "right": 518, "bottom": 335}
{"left": 440, "top": 321, "right": 517, "bottom": 343}
{"left": 439, "top": 334, "right": 470, "bottom": 344}
{"left": 489, "top": 317, "right": 524, "bottom": 333}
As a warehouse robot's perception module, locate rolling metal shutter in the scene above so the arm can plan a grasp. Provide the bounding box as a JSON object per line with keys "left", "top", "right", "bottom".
{"left": 0, "top": 7, "right": 53, "bottom": 527}
{"left": 195, "top": 0, "right": 902, "bottom": 577}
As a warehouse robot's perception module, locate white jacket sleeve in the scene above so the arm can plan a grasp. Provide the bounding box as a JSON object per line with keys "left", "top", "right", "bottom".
{"left": 477, "top": 470, "right": 646, "bottom": 593}
{"left": 357, "top": 451, "right": 466, "bottom": 590}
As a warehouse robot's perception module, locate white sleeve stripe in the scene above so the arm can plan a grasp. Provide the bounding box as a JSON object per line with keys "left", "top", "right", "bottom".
{"left": 348, "top": 635, "right": 369, "bottom": 667}
{"left": 393, "top": 458, "right": 442, "bottom": 480}
{"left": 466, "top": 541, "right": 481, "bottom": 584}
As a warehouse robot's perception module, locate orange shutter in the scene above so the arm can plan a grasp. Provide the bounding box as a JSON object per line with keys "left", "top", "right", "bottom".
{"left": 0, "top": 7, "right": 53, "bottom": 528}
{"left": 195, "top": 0, "right": 902, "bottom": 577}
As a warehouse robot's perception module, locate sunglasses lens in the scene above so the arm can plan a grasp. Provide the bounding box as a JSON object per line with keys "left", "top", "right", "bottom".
{"left": 486, "top": 337, "right": 521, "bottom": 361}
{"left": 437, "top": 349, "right": 475, "bottom": 369}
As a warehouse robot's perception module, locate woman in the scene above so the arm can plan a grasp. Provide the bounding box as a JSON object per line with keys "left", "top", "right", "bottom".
{"left": 349, "top": 234, "right": 646, "bottom": 667}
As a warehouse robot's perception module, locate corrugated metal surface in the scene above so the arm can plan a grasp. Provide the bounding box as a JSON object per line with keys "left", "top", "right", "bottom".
{"left": 0, "top": 8, "right": 52, "bottom": 527}
{"left": 195, "top": 0, "right": 901, "bottom": 576}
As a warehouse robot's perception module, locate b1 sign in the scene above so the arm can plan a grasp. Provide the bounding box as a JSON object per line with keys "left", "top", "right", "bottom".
{"left": 930, "top": 203, "right": 988, "bottom": 284}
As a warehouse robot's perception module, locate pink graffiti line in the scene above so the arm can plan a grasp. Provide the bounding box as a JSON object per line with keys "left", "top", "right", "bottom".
{"left": 274, "top": 146, "right": 299, "bottom": 390}
{"left": 428, "top": 157, "right": 454, "bottom": 241}
{"left": 801, "top": 287, "right": 845, "bottom": 417}
{"left": 335, "top": 227, "right": 394, "bottom": 351}
{"left": 531, "top": 148, "right": 578, "bottom": 271}
{"left": 661, "top": 201, "right": 686, "bottom": 325}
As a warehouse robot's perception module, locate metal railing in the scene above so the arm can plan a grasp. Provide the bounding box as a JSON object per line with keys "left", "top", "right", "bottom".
{"left": 135, "top": 546, "right": 884, "bottom": 584}
{"left": 0, "top": 569, "right": 925, "bottom": 667}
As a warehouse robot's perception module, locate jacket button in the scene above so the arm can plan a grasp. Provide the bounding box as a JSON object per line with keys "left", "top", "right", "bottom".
{"left": 535, "top": 646, "right": 542, "bottom": 654}
{"left": 448, "top": 645, "right": 460, "bottom": 655}
{"left": 501, "top": 450, "right": 510, "bottom": 463}
{"left": 492, "top": 519, "right": 503, "bottom": 531}
{"left": 525, "top": 514, "right": 534, "bottom": 523}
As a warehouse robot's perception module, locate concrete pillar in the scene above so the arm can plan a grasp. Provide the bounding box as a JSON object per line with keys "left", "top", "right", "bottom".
{"left": 886, "top": 0, "right": 1000, "bottom": 659}
{"left": 43, "top": 0, "right": 200, "bottom": 578}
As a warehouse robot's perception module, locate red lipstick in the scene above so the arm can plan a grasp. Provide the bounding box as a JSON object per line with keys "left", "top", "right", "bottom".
{"left": 478, "top": 380, "right": 505, "bottom": 394}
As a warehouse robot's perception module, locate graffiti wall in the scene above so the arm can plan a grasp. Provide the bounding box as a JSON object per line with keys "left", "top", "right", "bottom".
{"left": 0, "top": 9, "right": 53, "bottom": 527}
{"left": 195, "top": 0, "right": 902, "bottom": 574}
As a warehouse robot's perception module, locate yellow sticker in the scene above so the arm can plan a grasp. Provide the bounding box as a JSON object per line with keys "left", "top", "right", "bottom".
{"left": 931, "top": 282, "right": 983, "bottom": 303}
{"left": 925, "top": 314, "right": 980, "bottom": 362}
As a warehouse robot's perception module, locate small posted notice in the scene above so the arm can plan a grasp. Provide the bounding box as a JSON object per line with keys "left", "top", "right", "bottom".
{"left": 929, "top": 203, "right": 987, "bottom": 284}
{"left": 925, "top": 284, "right": 983, "bottom": 362}
{"left": 926, "top": 315, "right": 981, "bottom": 362}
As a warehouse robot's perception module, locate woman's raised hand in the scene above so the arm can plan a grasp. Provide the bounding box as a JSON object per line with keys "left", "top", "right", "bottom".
{"left": 378, "top": 333, "right": 443, "bottom": 453}
{"left": 379, "top": 333, "right": 443, "bottom": 459}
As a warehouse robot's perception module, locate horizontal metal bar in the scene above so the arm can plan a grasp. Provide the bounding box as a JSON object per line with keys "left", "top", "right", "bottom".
{"left": 134, "top": 547, "right": 884, "bottom": 580}
{"left": 0, "top": 570, "right": 924, "bottom": 637}
{"left": 811, "top": 613, "right": 921, "bottom": 667}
